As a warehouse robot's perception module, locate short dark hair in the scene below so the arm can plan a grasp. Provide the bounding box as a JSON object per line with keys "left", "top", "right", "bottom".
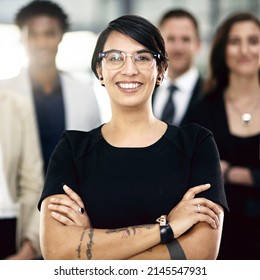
{"left": 91, "top": 15, "right": 168, "bottom": 80}
{"left": 15, "top": 0, "right": 69, "bottom": 32}
{"left": 205, "top": 12, "right": 260, "bottom": 96}
{"left": 159, "top": 9, "right": 200, "bottom": 39}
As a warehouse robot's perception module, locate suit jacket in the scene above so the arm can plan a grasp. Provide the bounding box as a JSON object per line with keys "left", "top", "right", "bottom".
{"left": 186, "top": 93, "right": 260, "bottom": 186}
{"left": 152, "top": 75, "right": 203, "bottom": 126}
{"left": 0, "top": 69, "right": 101, "bottom": 131}
{"left": 0, "top": 91, "right": 44, "bottom": 255}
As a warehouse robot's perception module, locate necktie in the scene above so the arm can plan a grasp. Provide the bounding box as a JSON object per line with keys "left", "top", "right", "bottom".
{"left": 161, "top": 85, "right": 177, "bottom": 124}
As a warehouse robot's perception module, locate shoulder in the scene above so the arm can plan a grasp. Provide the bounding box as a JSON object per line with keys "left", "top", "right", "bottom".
{"left": 59, "top": 71, "right": 97, "bottom": 98}
{"left": 0, "top": 90, "right": 31, "bottom": 111}
{"left": 166, "top": 122, "right": 213, "bottom": 141}
{"left": 189, "top": 93, "right": 223, "bottom": 120}
{"left": 0, "top": 69, "right": 27, "bottom": 85}
{"left": 60, "top": 71, "right": 92, "bottom": 87}
{"left": 164, "top": 123, "right": 214, "bottom": 157}
{"left": 58, "top": 126, "right": 103, "bottom": 160}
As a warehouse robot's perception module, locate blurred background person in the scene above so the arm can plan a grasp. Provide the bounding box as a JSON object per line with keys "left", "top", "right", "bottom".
{"left": 0, "top": 0, "right": 101, "bottom": 173}
{"left": 186, "top": 12, "right": 260, "bottom": 259}
{"left": 152, "top": 9, "right": 204, "bottom": 126}
{"left": 0, "top": 90, "right": 44, "bottom": 259}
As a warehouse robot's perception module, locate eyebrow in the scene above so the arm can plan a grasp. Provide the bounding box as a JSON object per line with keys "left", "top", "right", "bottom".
{"left": 102, "top": 48, "right": 151, "bottom": 54}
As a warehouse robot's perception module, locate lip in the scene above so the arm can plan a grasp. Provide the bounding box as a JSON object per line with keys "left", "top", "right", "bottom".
{"left": 238, "top": 56, "right": 252, "bottom": 63}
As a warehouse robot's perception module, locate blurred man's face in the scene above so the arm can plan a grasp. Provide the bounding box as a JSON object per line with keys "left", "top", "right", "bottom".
{"left": 21, "top": 15, "right": 63, "bottom": 68}
{"left": 160, "top": 17, "right": 200, "bottom": 78}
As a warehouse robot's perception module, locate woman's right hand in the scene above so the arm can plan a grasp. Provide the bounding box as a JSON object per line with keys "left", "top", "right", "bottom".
{"left": 167, "top": 184, "right": 221, "bottom": 239}
{"left": 48, "top": 185, "right": 91, "bottom": 228}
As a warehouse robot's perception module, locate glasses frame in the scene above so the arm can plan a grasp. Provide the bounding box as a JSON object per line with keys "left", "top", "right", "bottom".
{"left": 98, "top": 49, "right": 161, "bottom": 70}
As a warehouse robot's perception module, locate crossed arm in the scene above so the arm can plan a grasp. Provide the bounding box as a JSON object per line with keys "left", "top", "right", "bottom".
{"left": 40, "top": 184, "right": 224, "bottom": 260}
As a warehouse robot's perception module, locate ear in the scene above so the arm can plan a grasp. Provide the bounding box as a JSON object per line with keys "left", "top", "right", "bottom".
{"left": 195, "top": 39, "right": 202, "bottom": 54}
{"left": 96, "top": 65, "right": 102, "bottom": 77}
{"left": 96, "top": 67, "right": 105, "bottom": 87}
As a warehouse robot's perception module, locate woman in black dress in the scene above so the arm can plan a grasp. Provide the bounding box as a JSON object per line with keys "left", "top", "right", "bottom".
{"left": 38, "top": 15, "right": 228, "bottom": 260}
{"left": 186, "top": 12, "right": 260, "bottom": 259}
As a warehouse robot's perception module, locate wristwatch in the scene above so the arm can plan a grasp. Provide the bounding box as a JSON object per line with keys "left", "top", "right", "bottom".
{"left": 156, "top": 215, "right": 174, "bottom": 244}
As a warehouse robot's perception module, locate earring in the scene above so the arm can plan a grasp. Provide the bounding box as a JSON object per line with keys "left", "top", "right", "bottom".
{"left": 99, "top": 76, "right": 105, "bottom": 87}
{"left": 156, "top": 76, "right": 162, "bottom": 87}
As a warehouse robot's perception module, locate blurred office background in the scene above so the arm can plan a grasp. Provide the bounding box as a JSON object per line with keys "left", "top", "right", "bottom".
{"left": 0, "top": 0, "right": 259, "bottom": 80}
{"left": 0, "top": 0, "right": 258, "bottom": 122}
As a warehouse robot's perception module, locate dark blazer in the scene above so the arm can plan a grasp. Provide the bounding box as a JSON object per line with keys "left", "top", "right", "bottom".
{"left": 152, "top": 76, "right": 204, "bottom": 126}
{"left": 186, "top": 93, "right": 260, "bottom": 185}
{"left": 187, "top": 92, "right": 260, "bottom": 260}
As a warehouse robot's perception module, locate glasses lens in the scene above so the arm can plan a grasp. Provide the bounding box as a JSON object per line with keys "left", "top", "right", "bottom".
{"left": 134, "top": 52, "right": 155, "bottom": 69}
{"left": 102, "top": 51, "right": 157, "bottom": 70}
{"left": 104, "top": 52, "right": 125, "bottom": 69}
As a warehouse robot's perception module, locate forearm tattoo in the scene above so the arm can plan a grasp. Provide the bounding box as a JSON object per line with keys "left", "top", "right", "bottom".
{"left": 105, "top": 224, "right": 155, "bottom": 238}
{"left": 86, "top": 228, "right": 94, "bottom": 260}
{"left": 76, "top": 227, "right": 87, "bottom": 259}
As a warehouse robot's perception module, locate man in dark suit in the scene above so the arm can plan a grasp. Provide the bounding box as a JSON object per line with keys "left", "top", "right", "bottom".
{"left": 153, "top": 9, "right": 203, "bottom": 126}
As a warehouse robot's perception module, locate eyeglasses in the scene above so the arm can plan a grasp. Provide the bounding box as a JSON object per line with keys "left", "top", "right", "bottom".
{"left": 99, "top": 50, "right": 161, "bottom": 70}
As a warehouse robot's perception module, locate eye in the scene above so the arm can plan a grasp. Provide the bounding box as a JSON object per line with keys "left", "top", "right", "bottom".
{"left": 228, "top": 38, "right": 240, "bottom": 45}
{"left": 106, "top": 52, "right": 124, "bottom": 62}
{"left": 135, "top": 52, "right": 153, "bottom": 62}
{"left": 248, "top": 36, "right": 260, "bottom": 45}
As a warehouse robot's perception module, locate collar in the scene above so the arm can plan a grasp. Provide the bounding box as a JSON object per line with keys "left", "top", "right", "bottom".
{"left": 168, "top": 67, "right": 199, "bottom": 94}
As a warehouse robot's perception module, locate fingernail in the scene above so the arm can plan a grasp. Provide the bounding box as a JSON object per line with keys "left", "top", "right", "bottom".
{"left": 50, "top": 197, "right": 56, "bottom": 202}
{"left": 205, "top": 183, "right": 211, "bottom": 187}
{"left": 63, "top": 185, "right": 69, "bottom": 189}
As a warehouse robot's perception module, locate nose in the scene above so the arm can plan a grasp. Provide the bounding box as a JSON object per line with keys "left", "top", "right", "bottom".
{"left": 240, "top": 41, "right": 249, "bottom": 54}
{"left": 120, "top": 55, "right": 139, "bottom": 75}
{"left": 32, "top": 34, "right": 48, "bottom": 49}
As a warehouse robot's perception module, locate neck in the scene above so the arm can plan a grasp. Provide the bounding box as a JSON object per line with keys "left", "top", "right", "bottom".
{"left": 29, "top": 65, "right": 59, "bottom": 94}
{"left": 110, "top": 105, "right": 156, "bottom": 131}
{"left": 225, "top": 74, "right": 260, "bottom": 127}
{"left": 226, "top": 73, "right": 260, "bottom": 99}
{"left": 102, "top": 104, "right": 164, "bottom": 147}
{"left": 167, "top": 64, "right": 191, "bottom": 80}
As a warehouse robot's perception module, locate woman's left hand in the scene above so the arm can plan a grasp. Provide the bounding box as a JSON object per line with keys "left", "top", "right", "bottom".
{"left": 48, "top": 185, "right": 91, "bottom": 228}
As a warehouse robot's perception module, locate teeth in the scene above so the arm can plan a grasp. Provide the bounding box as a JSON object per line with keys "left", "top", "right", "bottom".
{"left": 118, "top": 83, "right": 140, "bottom": 89}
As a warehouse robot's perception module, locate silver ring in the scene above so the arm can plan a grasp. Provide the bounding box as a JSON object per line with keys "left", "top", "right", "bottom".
{"left": 77, "top": 207, "right": 84, "bottom": 214}
{"left": 196, "top": 204, "right": 201, "bottom": 213}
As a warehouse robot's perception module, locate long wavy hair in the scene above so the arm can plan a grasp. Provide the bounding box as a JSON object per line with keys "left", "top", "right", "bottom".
{"left": 204, "top": 12, "right": 260, "bottom": 97}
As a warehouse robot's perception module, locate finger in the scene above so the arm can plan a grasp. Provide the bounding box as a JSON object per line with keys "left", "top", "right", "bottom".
{"left": 182, "top": 183, "right": 211, "bottom": 200}
{"left": 193, "top": 198, "right": 221, "bottom": 216}
{"left": 63, "top": 185, "right": 85, "bottom": 208}
{"left": 51, "top": 211, "right": 75, "bottom": 226}
{"left": 48, "top": 203, "right": 85, "bottom": 221}
{"left": 49, "top": 196, "right": 80, "bottom": 213}
{"left": 49, "top": 204, "right": 87, "bottom": 226}
{"left": 194, "top": 204, "right": 220, "bottom": 226}
{"left": 48, "top": 203, "right": 76, "bottom": 216}
{"left": 196, "top": 213, "right": 218, "bottom": 229}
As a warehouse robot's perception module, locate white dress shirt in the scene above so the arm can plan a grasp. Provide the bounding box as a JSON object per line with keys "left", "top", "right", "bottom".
{"left": 153, "top": 67, "right": 199, "bottom": 126}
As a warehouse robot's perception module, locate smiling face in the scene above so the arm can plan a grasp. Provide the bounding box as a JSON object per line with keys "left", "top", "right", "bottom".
{"left": 21, "top": 15, "right": 63, "bottom": 68}
{"left": 226, "top": 20, "right": 260, "bottom": 78}
{"left": 97, "top": 31, "right": 160, "bottom": 109}
{"left": 160, "top": 17, "right": 200, "bottom": 79}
